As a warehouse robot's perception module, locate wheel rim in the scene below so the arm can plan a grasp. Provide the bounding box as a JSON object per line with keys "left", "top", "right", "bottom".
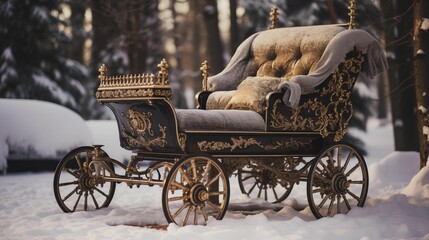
{"left": 53, "top": 146, "right": 116, "bottom": 213}
{"left": 238, "top": 160, "right": 293, "bottom": 203}
{"left": 307, "top": 143, "right": 368, "bottom": 218}
{"left": 162, "top": 155, "right": 230, "bottom": 226}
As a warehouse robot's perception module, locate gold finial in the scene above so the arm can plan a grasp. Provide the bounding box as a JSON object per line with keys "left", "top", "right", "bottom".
{"left": 269, "top": 7, "right": 279, "bottom": 29}
{"left": 348, "top": 0, "right": 358, "bottom": 29}
{"left": 98, "top": 64, "right": 108, "bottom": 80}
{"left": 157, "top": 58, "right": 169, "bottom": 85}
{"left": 200, "top": 60, "right": 209, "bottom": 91}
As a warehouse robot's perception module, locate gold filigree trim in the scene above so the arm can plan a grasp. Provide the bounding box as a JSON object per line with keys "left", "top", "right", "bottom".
{"left": 121, "top": 109, "right": 167, "bottom": 151}
{"left": 269, "top": 50, "right": 365, "bottom": 141}
{"left": 197, "top": 137, "right": 309, "bottom": 152}
{"left": 178, "top": 133, "right": 186, "bottom": 152}
{"left": 96, "top": 59, "right": 171, "bottom": 101}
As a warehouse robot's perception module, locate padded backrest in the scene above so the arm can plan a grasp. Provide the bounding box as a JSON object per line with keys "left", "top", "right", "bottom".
{"left": 251, "top": 25, "right": 345, "bottom": 80}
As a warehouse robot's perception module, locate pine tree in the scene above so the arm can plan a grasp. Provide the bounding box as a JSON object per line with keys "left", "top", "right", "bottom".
{"left": 0, "top": 0, "right": 88, "bottom": 113}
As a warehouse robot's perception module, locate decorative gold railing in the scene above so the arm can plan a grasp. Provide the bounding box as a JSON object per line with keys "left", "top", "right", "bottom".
{"left": 96, "top": 59, "right": 172, "bottom": 101}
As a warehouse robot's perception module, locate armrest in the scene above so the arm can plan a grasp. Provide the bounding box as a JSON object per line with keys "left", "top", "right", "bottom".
{"left": 195, "top": 91, "right": 213, "bottom": 109}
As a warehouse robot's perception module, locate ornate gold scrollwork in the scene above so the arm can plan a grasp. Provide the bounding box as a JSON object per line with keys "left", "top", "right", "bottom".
{"left": 96, "top": 59, "right": 172, "bottom": 101}
{"left": 269, "top": 7, "right": 279, "bottom": 29}
{"left": 178, "top": 133, "right": 187, "bottom": 152}
{"left": 270, "top": 50, "right": 365, "bottom": 141}
{"left": 197, "top": 137, "right": 310, "bottom": 152}
{"left": 121, "top": 109, "right": 167, "bottom": 151}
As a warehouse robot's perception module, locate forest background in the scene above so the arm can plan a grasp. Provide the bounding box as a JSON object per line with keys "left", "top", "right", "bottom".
{"left": 0, "top": 0, "right": 428, "bottom": 168}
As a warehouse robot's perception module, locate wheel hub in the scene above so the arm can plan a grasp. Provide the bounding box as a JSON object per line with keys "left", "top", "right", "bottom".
{"left": 189, "top": 184, "right": 208, "bottom": 205}
{"left": 332, "top": 173, "right": 349, "bottom": 194}
{"left": 78, "top": 173, "right": 95, "bottom": 191}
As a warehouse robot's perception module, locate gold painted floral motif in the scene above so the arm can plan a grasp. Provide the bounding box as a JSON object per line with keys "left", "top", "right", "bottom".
{"left": 178, "top": 133, "right": 187, "bottom": 152}
{"left": 197, "top": 137, "right": 309, "bottom": 152}
{"left": 269, "top": 50, "right": 364, "bottom": 141}
{"left": 121, "top": 109, "right": 167, "bottom": 151}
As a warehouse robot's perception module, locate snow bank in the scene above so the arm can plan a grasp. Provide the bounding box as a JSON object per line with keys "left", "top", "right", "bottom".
{"left": 0, "top": 99, "right": 92, "bottom": 171}
{"left": 86, "top": 120, "right": 132, "bottom": 162}
{"left": 402, "top": 164, "right": 429, "bottom": 199}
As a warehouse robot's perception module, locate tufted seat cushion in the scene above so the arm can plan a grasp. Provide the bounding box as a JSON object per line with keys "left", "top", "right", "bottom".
{"left": 176, "top": 109, "right": 265, "bottom": 131}
{"left": 251, "top": 26, "right": 345, "bottom": 79}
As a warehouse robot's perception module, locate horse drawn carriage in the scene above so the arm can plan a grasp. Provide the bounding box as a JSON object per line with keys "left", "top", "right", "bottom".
{"left": 53, "top": 1, "right": 387, "bottom": 226}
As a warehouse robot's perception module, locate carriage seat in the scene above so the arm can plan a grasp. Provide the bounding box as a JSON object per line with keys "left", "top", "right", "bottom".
{"left": 204, "top": 25, "right": 386, "bottom": 113}
{"left": 177, "top": 25, "right": 387, "bottom": 132}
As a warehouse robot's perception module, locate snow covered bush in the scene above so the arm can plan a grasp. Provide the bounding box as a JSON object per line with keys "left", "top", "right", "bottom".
{"left": 0, "top": 99, "right": 92, "bottom": 172}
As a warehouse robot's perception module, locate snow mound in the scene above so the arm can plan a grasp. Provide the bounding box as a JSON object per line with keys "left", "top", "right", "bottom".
{"left": 401, "top": 164, "right": 429, "bottom": 199}
{"left": 0, "top": 99, "right": 93, "bottom": 170}
{"left": 368, "top": 152, "right": 420, "bottom": 197}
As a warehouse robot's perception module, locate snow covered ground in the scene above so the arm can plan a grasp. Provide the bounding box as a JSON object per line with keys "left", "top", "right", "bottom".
{"left": 1, "top": 103, "right": 428, "bottom": 239}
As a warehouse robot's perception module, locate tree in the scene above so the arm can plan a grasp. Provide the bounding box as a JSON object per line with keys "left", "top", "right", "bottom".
{"left": 413, "top": 0, "right": 429, "bottom": 168}
{"left": 0, "top": 0, "right": 87, "bottom": 113}
{"left": 380, "top": 0, "right": 419, "bottom": 151}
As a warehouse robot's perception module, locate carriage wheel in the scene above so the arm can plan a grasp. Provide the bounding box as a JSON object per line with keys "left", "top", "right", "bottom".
{"left": 53, "top": 146, "right": 116, "bottom": 213}
{"left": 307, "top": 142, "right": 368, "bottom": 218}
{"left": 237, "top": 160, "right": 293, "bottom": 203}
{"left": 162, "top": 154, "right": 230, "bottom": 226}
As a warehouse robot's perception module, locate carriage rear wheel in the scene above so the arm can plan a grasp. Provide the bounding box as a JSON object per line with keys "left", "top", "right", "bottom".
{"left": 238, "top": 160, "right": 293, "bottom": 203}
{"left": 53, "top": 146, "right": 116, "bottom": 213}
{"left": 307, "top": 142, "right": 368, "bottom": 218}
{"left": 162, "top": 154, "right": 230, "bottom": 226}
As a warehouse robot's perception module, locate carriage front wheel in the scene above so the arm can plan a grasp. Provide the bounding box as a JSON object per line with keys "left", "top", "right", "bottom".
{"left": 307, "top": 142, "right": 368, "bottom": 218}
{"left": 162, "top": 154, "right": 230, "bottom": 226}
{"left": 53, "top": 146, "right": 116, "bottom": 213}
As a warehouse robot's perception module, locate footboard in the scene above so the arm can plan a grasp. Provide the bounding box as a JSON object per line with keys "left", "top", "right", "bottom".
{"left": 96, "top": 60, "right": 184, "bottom": 153}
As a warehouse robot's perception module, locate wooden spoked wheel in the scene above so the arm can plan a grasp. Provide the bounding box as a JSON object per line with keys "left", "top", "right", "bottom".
{"left": 238, "top": 160, "right": 293, "bottom": 203}
{"left": 53, "top": 146, "right": 116, "bottom": 213}
{"left": 162, "top": 155, "right": 230, "bottom": 226}
{"left": 307, "top": 143, "right": 369, "bottom": 218}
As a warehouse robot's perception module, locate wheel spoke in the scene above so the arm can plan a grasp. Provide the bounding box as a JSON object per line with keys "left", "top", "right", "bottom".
{"left": 342, "top": 194, "right": 351, "bottom": 211}
{"left": 182, "top": 205, "right": 193, "bottom": 226}
{"left": 345, "top": 163, "right": 360, "bottom": 177}
{"left": 241, "top": 175, "right": 254, "bottom": 182}
{"left": 194, "top": 206, "right": 198, "bottom": 225}
{"left": 337, "top": 194, "right": 341, "bottom": 214}
{"left": 172, "top": 202, "right": 190, "bottom": 219}
{"left": 169, "top": 196, "right": 186, "bottom": 202}
{"left": 327, "top": 196, "right": 335, "bottom": 217}
{"left": 62, "top": 186, "right": 78, "bottom": 202}
{"left": 349, "top": 180, "right": 364, "bottom": 184}
{"left": 337, "top": 146, "right": 342, "bottom": 168}
{"left": 178, "top": 167, "right": 193, "bottom": 185}
{"left": 171, "top": 181, "right": 189, "bottom": 191}
{"left": 59, "top": 181, "right": 78, "bottom": 187}
{"left": 341, "top": 151, "right": 353, "bottom": 173}
{"left": 264, "top": 186, "right": 268, "bottom": 201}
{"left": 206, "top": 200, "right": 221, "bottom": 213}
{"left": 240, "top": 169, "right": 254, "bottom": 174}
{"left": 257, "top": 184, "right": 263, "bottom": 198}
{"left": 209, "top": 191, "right": 225, "bottom": 196}
{"left": 75, "top": 155, "right": 83, "bottom": 169}
{"left": 248, "top": 182, "right": 257, "bottom": 195}
{"left": 202, "top": 161, "right": 212, "bottom": 183}
{"left": 346, "top": 189, "right": 360, "bottom": 201}
{"left": 319, "top": 160, "right": 331, "bottom": 175}
{"left": 201, "top": 205, "right": 209, "bottom": 222}
{"left": 317, "top": 194, "right": 329, "bottom": 210}
{"left": 206, "top": 172, "right": 221, "bottom": 187}
{"left": 65, "top": 168, "right": 78, "bottom": 178}
{"left": 90, "top": 191, "right": 100, "bottom": 209}
{"left": 94, "top": 186, "right": 109, "bottom": 198}
{"left": 72, "top": 191, "right": 83, "bottom": 212}
{"left": 85, "top": 150, "right": 91, "bottom": 171}
{"left": 84, "top": 191, "right": 88, "bottom": 211}
{"left": 327, "top": 150, "right": 335, "bottom": 169}
{"left": 191, "top": 159, "right": 197, "bottom": 182}
{"left": 272, "top": 187, "right": 279, "bottom": 201}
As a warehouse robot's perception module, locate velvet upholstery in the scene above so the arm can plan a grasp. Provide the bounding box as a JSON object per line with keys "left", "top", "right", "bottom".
{"left": 206, "top": 91, "right": 236, "bottom": 110}
{"left": 176, "top": 109, "right": 265, "bottom": 131}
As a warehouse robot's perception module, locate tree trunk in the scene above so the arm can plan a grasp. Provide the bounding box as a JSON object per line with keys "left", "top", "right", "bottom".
{"left": 381, "top": 0, "right": 419, "bottom": 151}
{"left": 413, "top": 0, "right": 429, "bottom": 168}
{"left": 229, "top": 0, "right": 239, "bottom": 55}
{"left": 68, "top": 1, "right": 86, "bottom": 64}
{"left": 202, "top": 0, "right": 225, "bottom": 75}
